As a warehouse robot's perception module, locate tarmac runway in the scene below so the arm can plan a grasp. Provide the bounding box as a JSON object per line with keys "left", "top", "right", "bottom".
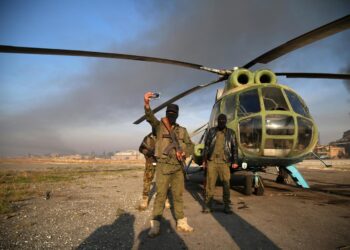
{"left": 172, "top": 162, "right": 350, "bottom": 250}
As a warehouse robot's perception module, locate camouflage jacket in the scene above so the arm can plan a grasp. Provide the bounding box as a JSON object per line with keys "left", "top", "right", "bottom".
{"left": 144, "top": 107, "right": 194, "bottom": 163}
{"left": 139, "top": 133, "right": 156, "bottom": 158}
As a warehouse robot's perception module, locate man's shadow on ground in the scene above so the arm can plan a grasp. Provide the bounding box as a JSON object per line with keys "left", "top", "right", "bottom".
{"left": 76, "top": 213, "right": 135, "bottom": 250}
{"left": 138, "top": 219, "right": 188, "bottom": 250}
{"left": 186, "top": 172, "right": 280, "bottom": 250}
{"left": 77, "top": 211, "right": 188, "bottom": 250}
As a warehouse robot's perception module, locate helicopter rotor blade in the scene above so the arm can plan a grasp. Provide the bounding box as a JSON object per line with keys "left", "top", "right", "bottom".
{"left": 276, "top": 72, "right": 350, "bottom": 80}
{"left": 189, "top": 123, "right": 208, "bottom": 138}
{"left": 0, "top": 45, "right": 230, "bottom": 75}
{"left": 243, "top": 15, "right": 350, "bottom": 69}
{"left": 133, "top": 76, "right": 227, "bottom": 124}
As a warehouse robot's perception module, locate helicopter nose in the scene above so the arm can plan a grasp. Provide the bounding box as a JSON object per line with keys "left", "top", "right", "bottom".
{"left": 263, "top": 114, "right": 316, "bottom": 157}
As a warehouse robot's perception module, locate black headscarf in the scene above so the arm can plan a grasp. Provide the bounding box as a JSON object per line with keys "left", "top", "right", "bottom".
{"left": 166, "top": 104, "right": 179, "bottom": 125}
{"left": 217, "top": 114, "right": 227, "bottom": 131}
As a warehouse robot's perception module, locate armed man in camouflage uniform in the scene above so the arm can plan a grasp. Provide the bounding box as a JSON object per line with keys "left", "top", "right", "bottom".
{"left": 202, "top": 114, "right": 239, "bottom": 214}
{"left": 138, "top": 129, "right": 171, "bottom": 210}
{"left": 144, "top": 92, "right": 194, "bottom": 237}
{"left": 138, "top": 129, "right": 157, "bottom": 210}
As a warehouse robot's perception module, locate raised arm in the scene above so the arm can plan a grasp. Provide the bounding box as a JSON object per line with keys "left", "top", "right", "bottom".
{"left": 144, "top": 92, "right": 160, "bottom": 129}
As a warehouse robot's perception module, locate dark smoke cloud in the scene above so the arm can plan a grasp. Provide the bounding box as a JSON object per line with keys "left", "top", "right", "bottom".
{"left": 1, "top": 0, "right": 350, "bottom": 155}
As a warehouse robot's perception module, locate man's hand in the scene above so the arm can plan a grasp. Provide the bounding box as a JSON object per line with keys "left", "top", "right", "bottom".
{"left": 203, "top": 161, "right": 208, "bottom": 169}
{"left": 232, "top": 163, "right": 239, "bottom": 169}
{"left": 176, "top": 151, "right": 186, "bottom": 161}
{"left": 144, "top": 92, "right": 154, "bottom": 109}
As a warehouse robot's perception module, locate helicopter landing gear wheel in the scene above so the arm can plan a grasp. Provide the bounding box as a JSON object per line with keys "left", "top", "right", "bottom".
{"left": 253, "top": 173, "right": 264, "bottom": 196}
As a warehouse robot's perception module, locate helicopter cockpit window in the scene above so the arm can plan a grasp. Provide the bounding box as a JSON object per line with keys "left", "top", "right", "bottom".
{"left": 223, "top": 94, "right": 236, "bottom": 123}
{"left": 296, "top": 117, "right": 313, "bottom": 150}
{"left": 265, "top": 115, "right": 294, "bottom": 135}
{"left": 239, "top": 116, "right": 262, "bottom": 153}
{"left": 209, "top": 101, "right": 221, "bottom": 128}
{"left": 238, "top": 89, "right": 260, "bottom": 117}
{"left": 285, "top": 90, "right": 310, "bottom": 117}
{"left": 262, "top": 87, "right": 289, "bottom": 111}
{"left": 264, "top": 139, "right": 293, "bottom": 157}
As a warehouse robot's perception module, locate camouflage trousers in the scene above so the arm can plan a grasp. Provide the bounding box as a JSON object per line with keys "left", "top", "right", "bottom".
{"left": 205, "top": 161, "right": 231, "bottom": 205}
{"left": 142, "top": 158, "right": 156, "bottom": 198}
{"left": 153, "top": 162, "right": 184, "bottom": 221}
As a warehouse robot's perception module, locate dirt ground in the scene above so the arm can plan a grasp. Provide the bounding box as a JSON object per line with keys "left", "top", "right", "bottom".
{"left": 0, "top": 159, "right": 349, "bottom": 250}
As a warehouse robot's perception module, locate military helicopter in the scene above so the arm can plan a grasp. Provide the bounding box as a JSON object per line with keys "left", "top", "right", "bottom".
{"left": 1, "top": 15, "right": 349, "bottom": 195}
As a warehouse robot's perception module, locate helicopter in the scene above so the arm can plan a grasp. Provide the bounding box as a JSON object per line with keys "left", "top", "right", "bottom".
{"left": 0, "top": 15, "right": 349, "bottom": 195}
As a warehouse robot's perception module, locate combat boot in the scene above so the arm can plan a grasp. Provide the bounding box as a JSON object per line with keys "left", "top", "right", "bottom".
{"left": 224, "top": 204, "right": 233, "bottom": 214}
{"left": 148, "top": 220, "right": 160, "bottom": 238}
{"left": 176, "top": 217, "right": 194, "bottom": 232}
{"left": 165, "top": 198, "right": 171, "bottom": 209}
{"left": 138, "top": 196, "right": 149, "bottom": 211}
{"left": 202, "top": 199, "right": 213, "bottom": 213}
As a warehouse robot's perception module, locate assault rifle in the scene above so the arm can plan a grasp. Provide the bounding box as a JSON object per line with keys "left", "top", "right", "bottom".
{"left": 161, "top": 118, "right": 188, "bottom": 179}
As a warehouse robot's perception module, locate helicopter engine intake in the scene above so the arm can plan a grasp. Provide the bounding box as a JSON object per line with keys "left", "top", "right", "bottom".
{"left": 254, "top": 69, "right": 277, "bottom": 84}
{"left": 225, "top": 68, "right": 254, "bottom": 90}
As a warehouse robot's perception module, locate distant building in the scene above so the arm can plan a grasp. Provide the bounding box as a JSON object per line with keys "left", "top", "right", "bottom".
{"left": 314, "top": 145, "right": 346, "bottom": 159}
{"left": 59, "top": 154, "right": 82, "bottom": 160}
{"left": 111, "top": 150, "right": 144, "bottom": 160}
{"left": 329, "top": 130, "right": 350, "bottom": 158}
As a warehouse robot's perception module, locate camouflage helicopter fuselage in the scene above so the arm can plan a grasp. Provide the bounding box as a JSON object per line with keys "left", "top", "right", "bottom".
{"left": 194, "top": 69, "right": 318, "bottom": 169}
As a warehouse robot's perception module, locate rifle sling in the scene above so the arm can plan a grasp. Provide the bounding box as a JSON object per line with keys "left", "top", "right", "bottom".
{"left": 161, "top": 118, "right": 188, "bottom": 177}
{"left": 161, "top": 119, "right": 183, "bottom": 157}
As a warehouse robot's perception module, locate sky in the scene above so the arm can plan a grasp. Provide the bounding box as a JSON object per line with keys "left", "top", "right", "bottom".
{"left": 0, "top": 0, "right": 349, "bottom": 156}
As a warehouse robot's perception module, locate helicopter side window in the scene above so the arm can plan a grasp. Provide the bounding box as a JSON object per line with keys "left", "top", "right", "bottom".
{"left": 296, "top": 117, "right": 313, "bottom": 150}
{"left": 285, "top": 90, "right": 310, "bottom": 117}
{"left": 209, "top": 101, "right": 221, "bottom": 128}
{"left": 223, "top": 94, "right": 236, "bottom": 123}
{"left": 238, "top": 89, "right": 260, "bottom": 117}
{"left": 262, "top": 87, "right": 289, "bottom": 111}
{"left": 239, "top": 116, "right": 262, "bottom": 153}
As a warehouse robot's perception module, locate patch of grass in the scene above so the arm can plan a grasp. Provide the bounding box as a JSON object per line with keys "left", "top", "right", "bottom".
{"left": 0, "top": 171, "right": 76, "bottom": 184}
{"left": 0, "top": 167, "right": 143, "bottom": 214}
{"left": 0, "top": 171, "right": 78, "bottom": 214}
{"left": 0, "top": 200, "right": 11, "bottom": 214}
{"left": 0, "top": 183, "right": 37, "bottom": 214}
